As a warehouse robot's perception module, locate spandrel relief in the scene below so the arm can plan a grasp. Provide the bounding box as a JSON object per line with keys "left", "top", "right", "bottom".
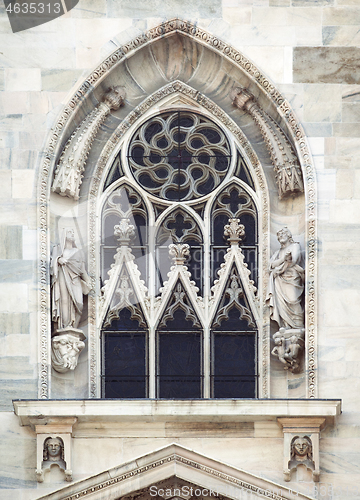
{"left": 266, "top": 227, "right": 305, "bottom": 372}
{"left": 50, "top": 228, "right": 91, "bottom": 372}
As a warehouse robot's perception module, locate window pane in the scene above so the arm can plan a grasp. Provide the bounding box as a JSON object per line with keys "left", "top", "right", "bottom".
{"left": 212, "top": 333, "right": 256, "bottom": 398}
{"left": 158, "top": 333, "right": 201, "bottom": 398}
{"left": 103, "top": 332, "right": 147, "bottom": 398}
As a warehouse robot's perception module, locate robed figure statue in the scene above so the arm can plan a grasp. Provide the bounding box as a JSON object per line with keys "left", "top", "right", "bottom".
{"left": 51, "top": 228, "right": 91, "bottom": 331}
{"left": 266, "top": 227, "right": 305, "bottom": 372}
{"left": 50, "top": 228, "right": 91, "bottom": 373}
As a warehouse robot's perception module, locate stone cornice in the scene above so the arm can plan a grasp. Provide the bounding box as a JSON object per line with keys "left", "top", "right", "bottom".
{"left": 13, "top": 399, "right": 341, "bottom": 427}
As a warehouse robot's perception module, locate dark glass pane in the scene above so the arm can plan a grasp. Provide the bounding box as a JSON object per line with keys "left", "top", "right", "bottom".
{"left": 158, "top": 332, "right": 201, "bottom": 398}
{"left": 213, "top": 333, "right": 256, "bottom": 398}
{"left": 236, "top": 153, "right": 255, "bottom": 190}
{"left": 213, "top": 214, "right": 229, "bottom": 244}
{"left": 104, "top": 158, "right": 122, "bottom": 191}
{"left": 240, "top": 213, "right": 256, "bottom": 245}
{"left": 103, "top": 332, "right": 146, "bottom": 398}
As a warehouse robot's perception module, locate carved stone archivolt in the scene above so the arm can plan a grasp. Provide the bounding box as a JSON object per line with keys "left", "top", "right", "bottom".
{"left": 40, "top": 19, "right": 318, "bottom": 400}
{"left": 52, "top": 86, "right": 126, "bottom": 200}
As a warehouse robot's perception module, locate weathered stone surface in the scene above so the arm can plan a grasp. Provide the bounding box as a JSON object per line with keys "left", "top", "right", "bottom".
{"left": 41, "top": 69, "right": 83, "bottom": 92}
{"left": 323, "top": 26, "right": 360, "bottom": 46}
{"left": 107, "top": 0, "right": 221, "bottom": 18}
{"left": 0, "top": 226, "right": 22, "bottom": 259}
{"left": 0, "top": 260, "right": 34, "bottom": 283}
{"left": 292, "top": 0, "right": 333, "bottom": 5}
{"left": 294, "top": 47, "right": 360, "bottom": 84}
{"left": 0, "top": 313, "right": 29, "bottom": 335}
{"left": 323, "top": 7, "right": 360, "bottom": 25}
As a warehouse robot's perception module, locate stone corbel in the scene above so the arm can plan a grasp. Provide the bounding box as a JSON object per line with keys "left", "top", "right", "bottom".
{"left": 52, "top": 86, "right": 126, "bottom": 200}
{"left": 278, "top": 417, "right": 325, "bottom": 483}
{"left": 231, "top": 87, "right": 304, "bottom": 200}
{"left": 29, "top": 416, "right": 77, "bottom": 483}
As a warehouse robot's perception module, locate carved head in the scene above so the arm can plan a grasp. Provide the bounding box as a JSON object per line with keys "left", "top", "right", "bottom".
{"left": 43, "top": 437, "right": 64, "bottom": 462}
{"left": 291, "top": 436, "right": 312, "bottom": 460}
{"left": 277, "top": 227, "right": 294, "bottom": 245}
{"left": 52, "top": 334, "right": 86, "bottom": 372}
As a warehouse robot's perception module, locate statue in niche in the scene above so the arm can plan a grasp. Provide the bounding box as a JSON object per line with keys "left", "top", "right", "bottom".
{"left": 50, "top": 228, "right": 91, "bottom": 372}
{"left": 266, "top": 227, "right": 305, "bottom": 372}
{"left": 51, "top": 332, "right": 86, "bottom": 373}
{"left": 288, "top": 436, "right": 314, "bottom": 473}
{"left": 51, "top": 228, "right": 91, "bottom": 331}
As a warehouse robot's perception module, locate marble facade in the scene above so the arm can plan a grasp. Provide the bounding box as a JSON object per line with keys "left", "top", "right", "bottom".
{"left": 0, "top": 1, "right": 360, "bottom": 499}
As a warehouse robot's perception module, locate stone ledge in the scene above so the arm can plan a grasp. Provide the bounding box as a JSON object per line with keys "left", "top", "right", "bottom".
{"left": 13, "top": 399, "right": 341, "bottom": 427}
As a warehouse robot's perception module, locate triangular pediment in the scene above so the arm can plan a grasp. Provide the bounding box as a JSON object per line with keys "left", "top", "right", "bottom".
{"left": 36, "top": 443, "right": 314, "bottom": 500}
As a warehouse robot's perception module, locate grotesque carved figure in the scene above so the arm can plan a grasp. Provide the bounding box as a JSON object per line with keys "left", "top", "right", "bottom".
{"left": 267, "top": 228, "right": 305, "bottom": 372}
{"left": 51, "top": 332, "right": 86, "bottom": 373}
{"left": 51, "top": 228, "right": 91, "bottom": 331}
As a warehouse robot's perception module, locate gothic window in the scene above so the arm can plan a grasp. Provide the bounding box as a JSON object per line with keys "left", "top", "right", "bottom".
{"left": 100, "top": 110, "right": 260, "bottom": 399}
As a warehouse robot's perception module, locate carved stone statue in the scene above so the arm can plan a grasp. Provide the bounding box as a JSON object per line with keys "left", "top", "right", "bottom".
{"left": 51, "top": 332, "right": 86, "bottom": 373}
{"left": 287, "top": 436, "right": 315, "bottom": 477}
{"left": 267, "top": 228, "right": 305, "bottom": 372}
{"left": 43, "top": 436, "right": 65, "bottom": 464}
{"left": 37, "top": 436, "right": 72, "bottom": 482}
{"left": 51, "top": 228, "right": 91, "bottom": 331}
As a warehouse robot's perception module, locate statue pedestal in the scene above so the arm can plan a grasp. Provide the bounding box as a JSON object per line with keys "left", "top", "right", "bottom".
{"left": 51, "top": 328, "right": 86, "bottom": 373}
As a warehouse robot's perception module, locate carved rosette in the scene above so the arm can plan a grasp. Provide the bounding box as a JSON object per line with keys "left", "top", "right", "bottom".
{"left": 224, "top": 218, "right": 245, "bottom": 245}
{"left": 52, "top": 86, "right": 126, "bottom": 200}
{"left": 231, "top": 87, "right": 304, "bottom": 199}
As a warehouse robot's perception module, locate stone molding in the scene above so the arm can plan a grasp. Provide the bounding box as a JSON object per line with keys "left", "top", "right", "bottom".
{"left": 14, "top": 399, "right": 341, "bottom": 426}
{"left": 23, "top": 443, "right": 319, "bottom": 500}
{"left": 38, "top": 18, "right": 317, "bottom": 399}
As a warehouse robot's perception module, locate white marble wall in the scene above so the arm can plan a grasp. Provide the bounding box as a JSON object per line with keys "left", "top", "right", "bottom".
{"left": 1, "top": 0, "right": 360, "bottom": 498}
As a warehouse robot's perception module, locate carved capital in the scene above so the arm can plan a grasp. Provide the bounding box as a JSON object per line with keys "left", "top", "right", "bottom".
{"left": 102, "top": 85, "right": 126, "bottom": 111}
{"left": 169, "top": 243, "right": 190, "bottom": 265}
{"left": 230, "top": 87, "right": 255, "bottom": 112}
{"left": 224, "top": 218, "right": 245, "bottom": 245}
{"left": 114, "top": 218, "right": 135, "bottom": 245}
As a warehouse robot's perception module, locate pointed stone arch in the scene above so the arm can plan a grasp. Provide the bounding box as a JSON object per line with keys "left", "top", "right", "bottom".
{"left": 39, "top": 19, "right": 317, "bottom": 401}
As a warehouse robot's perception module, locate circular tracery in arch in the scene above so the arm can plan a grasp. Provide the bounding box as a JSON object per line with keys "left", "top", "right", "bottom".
{"left": 128, "top": 111, "right": 232, "bottom": 201}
